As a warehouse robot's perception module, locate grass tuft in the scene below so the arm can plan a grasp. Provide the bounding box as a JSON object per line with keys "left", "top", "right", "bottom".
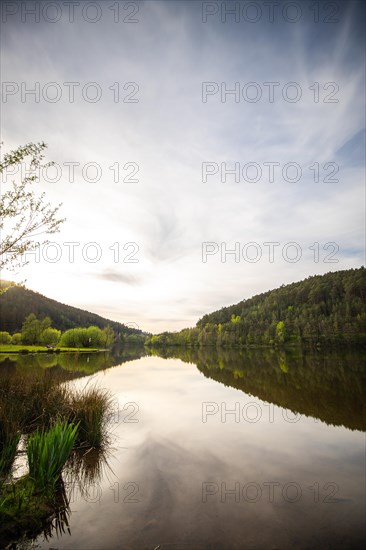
{"left": 27, "top": 421, "right": 79, "bottom": 493}
{"left": 67, "top": 384, "right": 113, "bottom": 448}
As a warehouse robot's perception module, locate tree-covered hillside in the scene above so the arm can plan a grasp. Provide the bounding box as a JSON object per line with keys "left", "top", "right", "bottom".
{"left": 0, "top": 281, "right": 142, "bottom": 336}
{"left": 146, "top": 268, "right": 366, "bottom": 348}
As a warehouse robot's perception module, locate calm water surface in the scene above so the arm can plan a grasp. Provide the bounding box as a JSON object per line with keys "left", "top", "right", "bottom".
{"left": 3, "top": 349, "right": 366, "bottom": 549}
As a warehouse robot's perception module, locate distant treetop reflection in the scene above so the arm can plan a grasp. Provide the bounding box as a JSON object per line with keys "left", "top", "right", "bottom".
{"left": 154, "top": 347, "right": 366, "bottom": 432}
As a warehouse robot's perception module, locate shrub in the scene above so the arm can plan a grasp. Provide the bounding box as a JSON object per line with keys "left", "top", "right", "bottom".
{"left": 0, "top": 331, "right": 11, "bottom": 344}
{"left": 40, "top": 327, "right": 61, "bottom": 346}
{"left": 59, "top": 326, "right": 105, "bottom": 348}
{"left": 11, "top": 333, "right": 22, "bottom": 345}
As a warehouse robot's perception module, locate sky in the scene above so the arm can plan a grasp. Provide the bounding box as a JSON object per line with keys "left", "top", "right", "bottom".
{"left": 0, "top": 0, "right": 365, "bottom": 333}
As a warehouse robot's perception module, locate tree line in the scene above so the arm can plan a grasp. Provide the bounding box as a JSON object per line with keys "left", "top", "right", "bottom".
{"left": 146, "top": 268, "right": 366, "bottom": 349}
{"left": 0, "top": 281, "right": 142, "bottom": 337}
{"left": 0, "top": 314, "right": 115, "bottom": 348}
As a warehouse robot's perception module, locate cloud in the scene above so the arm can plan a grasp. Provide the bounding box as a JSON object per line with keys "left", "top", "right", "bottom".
{"left": 1, "top": 0, "right": 364, "bottom": 332}
{"left": 93, "top": 270, "right": 142, "bottom": 286}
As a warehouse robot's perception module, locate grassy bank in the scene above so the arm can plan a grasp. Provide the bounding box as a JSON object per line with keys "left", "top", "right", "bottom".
{"left": 0, "top": 345, "right": 101, "bottom": 353}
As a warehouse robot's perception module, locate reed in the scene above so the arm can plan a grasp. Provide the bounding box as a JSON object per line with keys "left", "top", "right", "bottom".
{"left": 0, "top": 433, "right": 21, "bottom": 481}
{"left": 0, "top": 370, "right": 69, "bottom": 433}
{"left": 67, "top": 385, "right": 113, "bottom": 448}
{"left": 27, "top": 420, "right": 79, "bottom": 493}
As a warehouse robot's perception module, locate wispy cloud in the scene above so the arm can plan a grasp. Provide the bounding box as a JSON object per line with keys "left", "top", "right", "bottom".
{"left": 1, "top": 0, "right": 364, "bottom": 332}
{"left": 93, "top": 270, "right": 142, "bottom": 286}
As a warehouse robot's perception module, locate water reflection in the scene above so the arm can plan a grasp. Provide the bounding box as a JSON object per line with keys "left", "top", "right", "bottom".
{"left": 41, "top": 482, "right": 71, "bottom": 543}
{"left": 64, "top": 446, "right": 114, "bottom": 503}
{"left": 3, "top": 346, "right": 364, "bottom": 433}
{"left": 154, "top": 347, "right": 366, "bottom": 431}
{"left": 0, "top": 346, "right": 147, "bottom": 378}
{"left": 1, "top": 348, "right": 365, "bottom": 549}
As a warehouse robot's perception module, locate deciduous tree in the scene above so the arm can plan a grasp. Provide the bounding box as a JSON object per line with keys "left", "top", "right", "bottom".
{"left": 0, "top": 142, "right": 65, "bottom": 276}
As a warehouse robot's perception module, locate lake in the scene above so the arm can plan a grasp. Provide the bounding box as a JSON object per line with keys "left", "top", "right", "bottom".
{"left": 1, "top": 347, "right": 365, "bottom": 549}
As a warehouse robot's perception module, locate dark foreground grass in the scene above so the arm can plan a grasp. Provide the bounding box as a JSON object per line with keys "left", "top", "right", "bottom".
{"left": 0, "top": 370, "right": 113, "bottom": 446}
{"left": 0, "top": 433, "right": 21, "bottom": 480}
{"left": 0, "top": 475, "right": 70, "bottom": 546}
{"left": 0, "top": 369, "right": 113, "bottom": 543}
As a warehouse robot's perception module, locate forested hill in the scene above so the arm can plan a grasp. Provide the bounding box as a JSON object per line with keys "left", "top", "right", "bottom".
{"left": 146, "top": 268, "right": 366, "bottom": 348}
{"left": 0, "top": 281, "right": 142, "bottom": 335}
